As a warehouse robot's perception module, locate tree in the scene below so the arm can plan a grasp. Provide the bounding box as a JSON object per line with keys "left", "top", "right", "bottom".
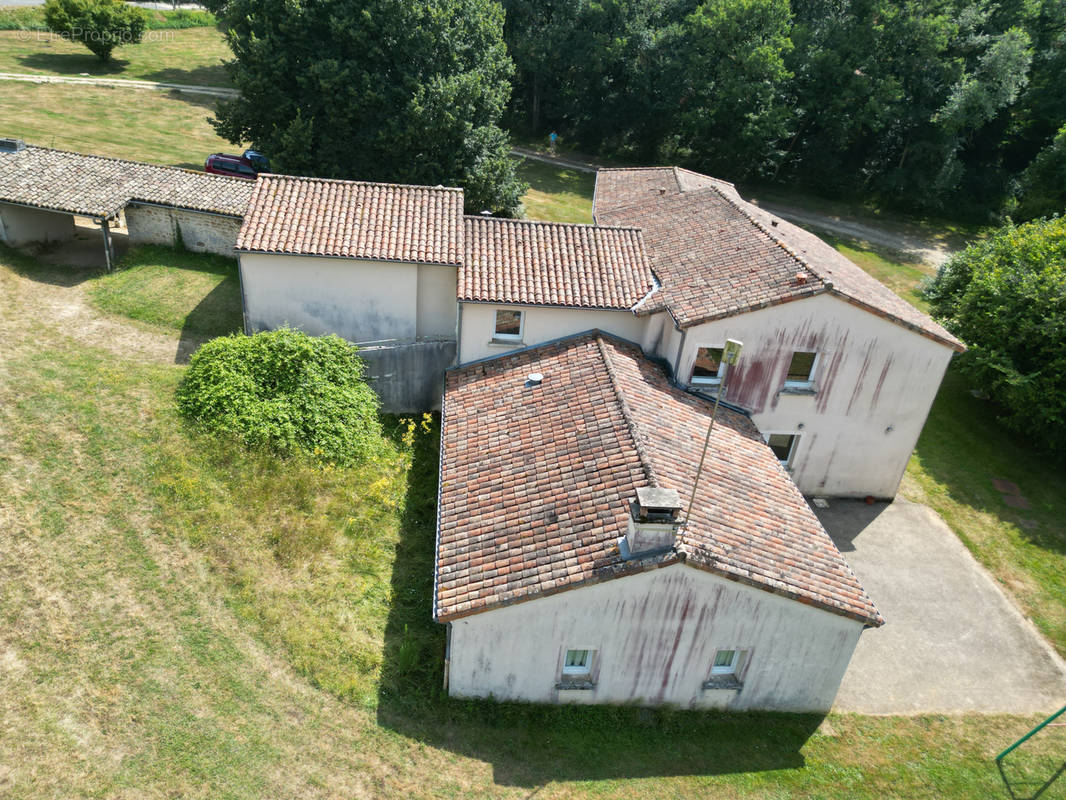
{"left": 43, "top": 0, "right": 148, "bottom": 62}
{"left": 925, "top": 216, "right": 1066, "bottom": 454}
{"left": 211, "top": 0, "right": 524, "bottom": 216}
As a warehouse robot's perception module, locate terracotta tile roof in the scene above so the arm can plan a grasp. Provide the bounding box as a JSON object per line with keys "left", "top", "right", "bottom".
{"left": 435, "top": 331, "right": 883, "bottom": 626}
{"left": 594, "top": 167, "right": 963, "bottom": 350}
{"left": 461, "top": 215, "right": 655, "bottom": 309}
{"left": 236, "top": 173, "right": 464, "bottom": 264}
{"left": 0, "top": 144, "right": 252, "bottom": 218}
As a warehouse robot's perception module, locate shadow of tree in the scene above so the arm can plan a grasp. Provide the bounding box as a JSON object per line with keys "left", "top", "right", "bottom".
{"left": 374, "top": 420, "right": 823, "bottom": 788}
{"left": 141, "top": 64, "right": 232, "bottom": 90}
{"left": 17, "top": 52, "right": 130, "bottom": 76}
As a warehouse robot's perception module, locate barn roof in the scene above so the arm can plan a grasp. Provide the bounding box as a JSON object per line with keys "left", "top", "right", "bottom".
{"left": 0, "top": 144, "right": 253, "bottom": 219}
{"left": 236, "top": 173, "right": 465, "bottom": 265}
{"left": 461, "top": 215, "right": 655, "bottom": 310}
{"left": 435, "top": 331, "right": 883, "bottom": 627}
{"left": 594, "top": 167, "right": 963, "bottom": 351}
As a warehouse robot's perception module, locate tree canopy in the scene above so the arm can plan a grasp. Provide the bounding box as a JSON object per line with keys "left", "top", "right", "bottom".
{"left": 925, "top": 216, "right": 1066, "bottom": 454}
{"left": 43, "top": 0, "right": 148, "bottom": 62}
{"left": 210, "top": 0, "right": 524, "bottom": 215}
{"left": 503, "top": 0, "right": 1065, "bottom": 220}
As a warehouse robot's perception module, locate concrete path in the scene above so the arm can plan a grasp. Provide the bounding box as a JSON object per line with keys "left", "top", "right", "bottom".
{"left": 0, "top": 71, "right": 236, "bottom": 98}
{"left": 819, "top": 497, "right": 1066, "bottom": 714}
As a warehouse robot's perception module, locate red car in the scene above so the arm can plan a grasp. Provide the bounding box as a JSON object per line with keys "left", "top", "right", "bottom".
{"left": 204, "top": 150, "right": 270, "bottom": 179}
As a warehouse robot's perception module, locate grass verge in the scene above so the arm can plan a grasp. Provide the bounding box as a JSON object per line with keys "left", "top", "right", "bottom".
{"left": 515, "top": 157, "right": 594, "bottom": 223}
{"left": 2, "top": 244, "right": 1065, "bottom": 798}
{"left": 0, "top": 82, "right": 239, "bottom": 168}
{"left": 88, "top": 245, "right": 242, "bottom": 339}
{"left": 0, "top": 26, "right": 230, "bottom": 86}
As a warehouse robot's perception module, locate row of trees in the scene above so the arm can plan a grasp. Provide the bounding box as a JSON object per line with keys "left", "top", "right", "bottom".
{"left": 504, "top": 0, "right": 1066, "bottom": 220}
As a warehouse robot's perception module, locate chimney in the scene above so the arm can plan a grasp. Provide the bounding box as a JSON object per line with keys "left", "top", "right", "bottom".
{"left": 619, "top": 487, "right": 682, "bottom": 559}
{"left": 795, "top": 272, "right": 807, "bottom": 285}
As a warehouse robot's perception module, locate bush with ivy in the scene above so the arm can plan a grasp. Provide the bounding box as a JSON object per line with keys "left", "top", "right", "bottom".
{"left": 177, "top": 328, "right": 383, "bottom": 465}
{"left": 43, "top": 0, "right": 149, "bottom": 62}
{"left": 925, "top": 216, "right": 1066, "bottom": 454}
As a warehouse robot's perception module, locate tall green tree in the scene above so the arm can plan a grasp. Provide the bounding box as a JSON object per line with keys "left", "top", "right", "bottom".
{"left": 925, "top": 216, "right": 1066, "bottom": 454}
{"left": 43, "top": 0, "right": 148, "bottom": 62}
{"left": 211, "top": 0, "right": 524, "bottom": 215}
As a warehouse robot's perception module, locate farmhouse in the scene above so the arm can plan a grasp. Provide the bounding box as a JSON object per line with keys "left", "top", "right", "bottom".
{"left": 0, "top": 140, "right": 251, "bottom": 265}
{"left": 435, "top": 332, "right": 882, "bottom": 710}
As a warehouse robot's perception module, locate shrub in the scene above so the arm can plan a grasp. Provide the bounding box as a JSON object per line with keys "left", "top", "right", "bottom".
{"left": 925, "top": 216, "right": 1066, "bottom": 454}
{"left": 177, "top": 328, "right": 383, "bottom": 465}
{"left": 43, "top": 0, "right": 149, "bottom": 62}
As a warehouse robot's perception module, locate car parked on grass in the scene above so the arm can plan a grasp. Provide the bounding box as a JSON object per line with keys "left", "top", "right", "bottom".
{"left": 204, "top": 150, "right": 271, "bottom": 180}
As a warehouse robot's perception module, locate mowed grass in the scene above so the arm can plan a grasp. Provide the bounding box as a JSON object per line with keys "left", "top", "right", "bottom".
{"left": 0, "top": 83, "right": 240, "bottom": 168}
{"left": 88, "top": 246, "right": 242, "bottom": 339}
{"left": 516, "top": 157, "right": 595, "bottom": 223}
{"left": 0, "top": 27, "right": 231, "bottom": 86}
{"left": 822, "top": 235, "right": 936, "bottom": 310}
{"left": 2, "top": 243, "right": 1064, "bottom": 797}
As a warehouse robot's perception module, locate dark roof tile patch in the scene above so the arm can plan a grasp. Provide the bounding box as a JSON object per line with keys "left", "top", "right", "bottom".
{"left": 0, "top": 144, "right": 252, "bottom": 218}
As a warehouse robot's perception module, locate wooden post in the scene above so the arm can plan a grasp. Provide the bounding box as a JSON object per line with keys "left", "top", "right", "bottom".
{"left": 99, "top": 218, "right": 113, "bottom": 272}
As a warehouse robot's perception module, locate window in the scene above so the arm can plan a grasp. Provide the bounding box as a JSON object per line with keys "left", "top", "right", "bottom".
{"left": 691, "top": 346, "right": 725, "bottom": 385}
{"left": 563, "top": 649, "right": 591, "bottom": 675}
{"left": 784, "top": 351, "right": 818, "bottom": 387}
{"left": 493, "top": 309, "right": 523, "bottom": 341}
{"left": 712, "top": 649, "right": 739, "bottom": 675}
{"left": 765, "top": 433, "right": 799, "bottom": 465}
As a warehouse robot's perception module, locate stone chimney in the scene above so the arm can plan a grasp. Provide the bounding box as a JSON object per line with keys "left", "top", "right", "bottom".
{"left": 620, "top": 487, "right": 682, "bottom": 559}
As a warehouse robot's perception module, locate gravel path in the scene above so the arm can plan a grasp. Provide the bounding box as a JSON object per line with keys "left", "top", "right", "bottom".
{"left": 0, "top": 71, "right": 236, "bottom": 98}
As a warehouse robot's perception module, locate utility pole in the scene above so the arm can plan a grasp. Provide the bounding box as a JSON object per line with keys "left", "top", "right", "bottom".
{"left": 683, "top": 338, "right": 743, "bottom": 528}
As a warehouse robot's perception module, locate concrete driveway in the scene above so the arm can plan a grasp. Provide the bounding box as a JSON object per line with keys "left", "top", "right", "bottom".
{"left": 818, "top": 497, "right": 1066, "bottom": 714}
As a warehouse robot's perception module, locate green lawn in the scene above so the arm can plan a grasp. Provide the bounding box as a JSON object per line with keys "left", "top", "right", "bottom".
{"left": 0, "top": 82, "right": 239, "bottom": 169}
{"left": 88, "top": 246, "right": 242, "bottom": 339}
{"left": 2, "top": 242, "right": 1064, "bottom": 797}
{"left": 516, "top": 158, "right": 595, "bottom": 223}
{"left": 0, "top": 25, "right": 231, "bottom": 86}
{"left": 820, "top": 235, "right": 936, "bottom": 310}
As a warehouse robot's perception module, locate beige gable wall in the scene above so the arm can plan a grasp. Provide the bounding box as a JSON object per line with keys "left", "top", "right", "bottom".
{"left": 447, "top": 562, "right": 864, "bottom": 711}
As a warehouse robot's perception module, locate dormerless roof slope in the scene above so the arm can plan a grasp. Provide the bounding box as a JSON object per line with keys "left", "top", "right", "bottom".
{"left": 594, "top": 167, "right": 963, "bottom": 350}
{"left": 0, "top": 144, "right": 252, "bottom": 218}
{"left": 461, "top": 215, "right": 655, "bottom": 309}
{"left": 435, "top": 331, "right": 883, "bottom": 626}
{"left": 237, "top": 173, "right": 465, "bottom": 264}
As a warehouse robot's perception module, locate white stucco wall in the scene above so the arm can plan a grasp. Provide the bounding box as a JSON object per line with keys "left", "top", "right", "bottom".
{"left": 0, "top": 203, "right": 74, "bottom": 246}
{"left": 669, "top": 293, "right": 954, "bottom": 497}
{"left": 447, "top": 563, "right": 864, "bottom": 712}
{"left": 239, "top": 252, "right": 458, "bottom": 345}
{"left": 458, "top": 302, "right": 648, "bottom": 363}
{"left": 125, "top": 204, "right": 241, "bottom": 257}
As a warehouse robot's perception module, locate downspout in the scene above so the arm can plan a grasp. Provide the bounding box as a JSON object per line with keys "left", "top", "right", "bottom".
{"left": 96, "top": 217, "right": 113, "bottom": 272}
{"left": 236, "top": 252, "right": 250, "bottom": 334}
{"left": 672, "top": 327, "right": 688, "bottom": 382}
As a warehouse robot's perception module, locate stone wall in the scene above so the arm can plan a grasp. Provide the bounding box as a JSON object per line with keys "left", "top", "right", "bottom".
{"left": 125, "top": 204, "right": 240, "bottom": 256}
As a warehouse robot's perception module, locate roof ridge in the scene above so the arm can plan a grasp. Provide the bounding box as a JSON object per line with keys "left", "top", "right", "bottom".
{"left": 23, "top": 143, "right": 247, "bottom": 184}
{"left": 463, "top": 214, "right": 643, "bottom": 234}
{"left": 594, "top": 334, "right": 661, "bottom": 489}
{"left": 261, "top": 172, "right": 464, "bottom": 193}
{"left": 596, "top": 166, "right": 676, "bottom": 173}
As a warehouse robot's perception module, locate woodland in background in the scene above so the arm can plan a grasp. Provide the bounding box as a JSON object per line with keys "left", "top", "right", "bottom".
{"left": 503, "top": 0, "right": 1066, "bottom": 220}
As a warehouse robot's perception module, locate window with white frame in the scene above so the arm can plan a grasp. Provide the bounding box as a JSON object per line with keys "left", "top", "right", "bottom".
{"left": 711, "top": 649, "right": 740, "bottom": 675}
{"left": 493, "top": 309, "right": 523, "bottom": 341}
{"left": 765, "top": 433, "right": 800, "bottom": 466}
{"left": 562, "top": 648, "right": 592, "bottom": 676}
{"left": 691, "top": 346, "right": 725, "bottom": 385}
{"left": 784, "top": 351, "right": 818, "bottom": 388}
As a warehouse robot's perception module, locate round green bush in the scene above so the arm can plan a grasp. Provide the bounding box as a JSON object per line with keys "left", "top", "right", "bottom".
{"left": 177, "top": 328, "right": 383, "bottom": 465}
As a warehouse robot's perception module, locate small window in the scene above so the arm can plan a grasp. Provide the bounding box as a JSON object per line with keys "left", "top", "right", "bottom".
{"left": 563, "top": 649, "right": 591, "bottom": 675}
{"left": 785, "top": 351, "right": 818, "bottom": 385}
{"left": 691, "top": 346, "right": 725, "bottom": 384}
{"left": 766, "top": 433, "right": 799, "bottom": 465}
{"left": 493, "top": 309, "right": 523, "bottom": 341}
{"left": 712, "top": 649, "right": 739, "bottom": 675}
